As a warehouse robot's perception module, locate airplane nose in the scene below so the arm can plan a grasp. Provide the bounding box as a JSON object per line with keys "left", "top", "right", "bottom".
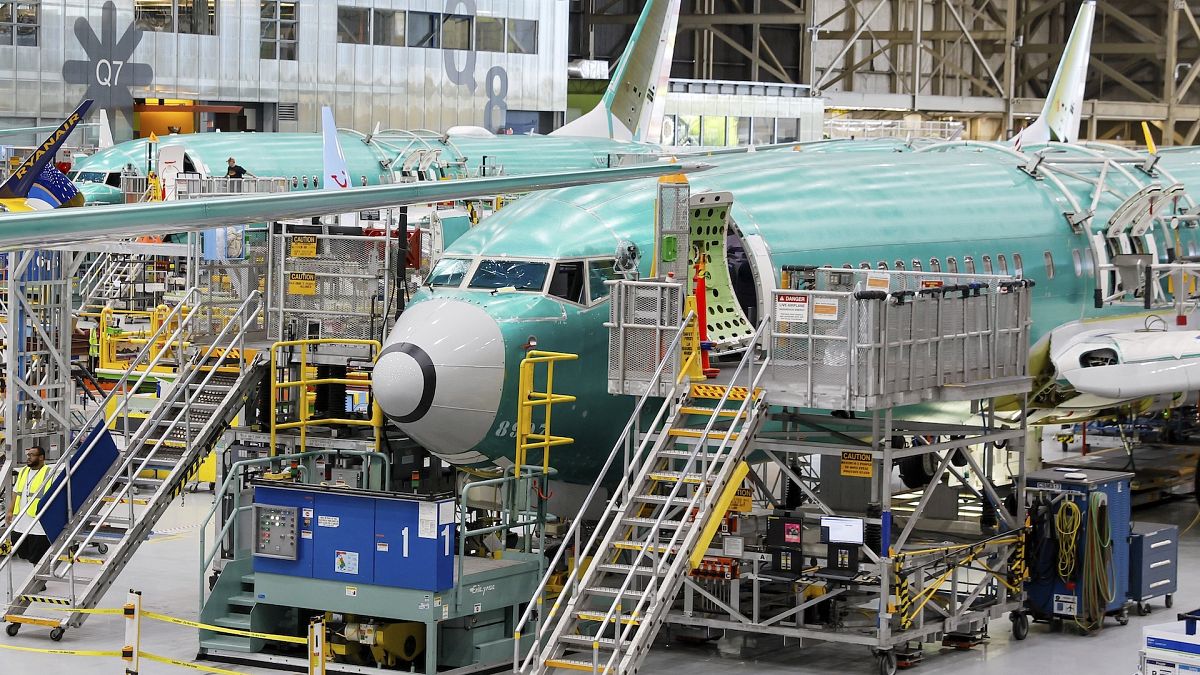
{"left": 374, "top": 299, "right": 505, "bottom": 465}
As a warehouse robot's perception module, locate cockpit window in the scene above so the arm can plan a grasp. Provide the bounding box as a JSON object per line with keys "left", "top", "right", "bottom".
{"left": 106, "top": 172, "right": 122, "bottom": 187}
{"left": 428, "top": 257, "right": 472, "bottom": 287}
{"left": 73, "top": 171, "right": 111, "bottom": 185}
{"left": 588, "top": 259, "right": 617, "bottom": 303}
{"left": 548, "top": 261, "right": 586, "bottom": 304}
{"left": 468, "top": 259, "right": 550, "bottom": 291}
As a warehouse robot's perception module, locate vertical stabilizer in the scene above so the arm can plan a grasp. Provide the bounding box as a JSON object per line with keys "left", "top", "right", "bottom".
{"left": 552, "top": 0, "right": 681, "bottom": 143}
{"left": 322, "top": 107, "right": 352, "bottom": 190}
{"left": 1012, "top": 0, "right": 1095, "bottom": 149}
{"left": 0, "top": 99, "right": 93, "bottom": 201}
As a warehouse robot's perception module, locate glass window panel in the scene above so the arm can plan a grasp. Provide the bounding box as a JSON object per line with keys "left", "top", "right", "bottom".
{"left": 751, "top": 118, "right": 774, "bottom": 145}
{"left": 548, "top": 261, "right": 585, "bottom": 304}
{"left": 407, "top": 11, "right": 440, "bottom": 48}
{"left": 507, "top": 18, "right": 536, "bottom": 54}
{"left": 15, "top": 2, "right": 35, "bottom": 24}
{"left": 776, "top": 119, "right": 800, "bottom": 143}
{"left": 277, "top": 1, "right": 296, "bottom": 21}
{"left": 678, "top": 115, "right": 700, "bottom": 145}
{"left": 337, "top": 6, "right": 370, "bottom": 44}
{"left": 736, "top": 117, "right": 751, "bottom": 146}
{"left": 259, "top": 40, "right": 275, "bottom": 59}
{"left": 373, "top": 9, "right": 403, "bottom": 46}
{"left": 260, "top": 20, "right": 276, "bottom": 40}
{"left": 135, "top": 1, "right": 172, "bottom": 32}
{"left": 0, "top": 4, "right": 11, "bottom": 22}
{"left": 442, "top": 14, "right": 471, "bottom": 50}
{"left": 476, "top": 16, "right": 503, "bottom": 52}
{"left": 277, "top": 39, "right": 296, "bottom": 60}
{"left": 469, "top": 260, "right": 550, "bottom": 291}
{"left": 14, "top": 22, "right": 33, "bottom": 45}
{"left": 428, "top": 257, "right": 471, "bottom": 287}
{"left": 702, "top": 116, "right": 726, "bottom": 146}
{"left": 588, "top": 259, "right": 617, "bottom": 302}
{"left": 278, "top": 20, "right": 296, "bottom": 40}
{"left": 0, "top": 25, "right": 13, "bottom": 46}
{"left": 179, "top": 0, "right": 218, "bottom": 35}
{"left": 260, "top": 1, "right": 276, "bottom": 19}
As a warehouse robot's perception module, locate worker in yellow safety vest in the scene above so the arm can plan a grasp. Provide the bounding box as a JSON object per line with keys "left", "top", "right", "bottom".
{"left": 7, "top": 446, "right": 51, "bottom": 565}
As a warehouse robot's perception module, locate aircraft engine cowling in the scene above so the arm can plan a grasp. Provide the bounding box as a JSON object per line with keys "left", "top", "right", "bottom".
{"left": 1053, "top": 330, "right": 1200, "bottom": 399}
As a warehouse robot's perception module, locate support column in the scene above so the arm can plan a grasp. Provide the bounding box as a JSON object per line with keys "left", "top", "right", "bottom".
{"left": 1166, "top": 0, "right": 1180, "bottom": 147}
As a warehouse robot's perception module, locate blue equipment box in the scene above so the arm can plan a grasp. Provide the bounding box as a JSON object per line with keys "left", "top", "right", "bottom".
{"left": 253, "top": 484, "right": 454, "bottom": 592}
{"left": 1130, "top": 522, "right": 1178, "bottom": 605}
{"left": 1026, "top": 468, "right": 1132, "bottom": 621}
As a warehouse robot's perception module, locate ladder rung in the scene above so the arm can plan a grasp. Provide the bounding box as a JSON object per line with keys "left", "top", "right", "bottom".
{"left": 544, "top": 658, "right": 611, "bottom": 673}
{"left": 575, "top": 611, "right": 642, "bottom": 626}
{"left": 623, "top": 516, "right": 685, "bottom": 529}
{"left": 559, "top": 634, "right": 628, "bottom": 650}
{"left": 668, "top": 429, "right": 739, "bottom": 441}
{"left": 101, "top": 496, "right": 149, "bottom": 505}
{"left": 596, "top": 562, "right": 657, "bottom": 576}
{"left": 679, "top": 406, "right": 747, "bottom": 418}
{"left": 648, "top": 471, "right": 705, "bottom": 484}
{"left": 586, "top": 586, "right": 647, "bottom": 600}
{"left": 632, "top": 494, "right": 673, "bottom": 505}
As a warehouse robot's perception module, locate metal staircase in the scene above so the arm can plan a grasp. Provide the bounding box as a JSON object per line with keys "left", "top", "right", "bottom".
{"left": 0, "top": 290, "right": 265, "bottom": 640}
{"left": 75, "top": 252, "right": 148, "bottom": 315}
{"left": 515, "top": 316, "right": 770, "bottom": 675}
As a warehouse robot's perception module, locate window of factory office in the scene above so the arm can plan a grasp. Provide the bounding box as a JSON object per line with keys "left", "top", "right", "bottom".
{"left": 135, "top": 0, "right": 217, "bottom": 35}
{"left": 337, "top": 7, "right": 535, "bottom": 54}
{"left": 0, "top": 2, "right": 39, "bottom": 47}
{"left": 261, "top": 0, "right": 297, "bottom": 60}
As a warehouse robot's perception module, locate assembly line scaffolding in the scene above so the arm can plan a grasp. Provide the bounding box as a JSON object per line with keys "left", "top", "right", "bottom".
{"left": 524, "top": 266, "right": 1036, "bottom": 675}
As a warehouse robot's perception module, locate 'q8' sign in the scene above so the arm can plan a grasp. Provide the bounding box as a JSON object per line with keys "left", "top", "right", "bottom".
{"left": 442, "top": 0, "right": 509, "bottom": 130}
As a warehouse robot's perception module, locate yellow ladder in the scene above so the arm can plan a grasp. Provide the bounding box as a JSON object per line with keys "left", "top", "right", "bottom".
{"left": 514, "top": 350, "right": 578, "bottom": 478}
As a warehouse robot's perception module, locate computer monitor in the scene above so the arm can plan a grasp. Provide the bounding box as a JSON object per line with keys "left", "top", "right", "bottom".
{"left": 766, "top": 516, "right": 804, "bottom": 550}
{"left": 820, "top": 516, "right": 864, "bottom": 546}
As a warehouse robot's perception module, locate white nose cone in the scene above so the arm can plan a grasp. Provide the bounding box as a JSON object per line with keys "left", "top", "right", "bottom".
{"left": 374, "top": 299, "right": 505, "bottom": 465}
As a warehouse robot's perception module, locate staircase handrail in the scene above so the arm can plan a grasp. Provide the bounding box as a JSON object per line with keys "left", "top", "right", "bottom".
{"left": 59, "top": 291, "right": 263, "bottom": 571}
{"left": 597, "top": 317, "right": 771, "bottom": 675}
{"left": 513, "top": 311, "right": 696, "bottom": 672}
{"left": 0, "top": 288, "right": 204, "bottom": 593}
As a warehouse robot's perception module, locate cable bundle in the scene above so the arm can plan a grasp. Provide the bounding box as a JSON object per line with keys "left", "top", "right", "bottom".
{"left": 1079, "top": 492, "right": 1115, "bottom": 631}
{"left": 1054, "top": 499, "right": 1081, "bottom": 582}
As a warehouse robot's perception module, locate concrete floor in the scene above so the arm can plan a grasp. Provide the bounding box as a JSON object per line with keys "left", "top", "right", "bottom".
{"left": 0, "top": 481, "right": 1196, "bottom": 674}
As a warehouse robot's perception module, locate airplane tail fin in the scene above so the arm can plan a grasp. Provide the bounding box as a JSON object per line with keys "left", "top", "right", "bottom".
{"left": 0, "top": 99, "right": 93, "bottom": 201}
{"left": 552, "top": 0, "right": 681, "bottom": 143}
{"left": 98, "top": 109, "right": 114, "bottom": 149}
{"left": 1012, "top": 0, "right": 1095, "bottom": 149}
{"left": 322, "top": 107, "right": 352, "bottom": 191}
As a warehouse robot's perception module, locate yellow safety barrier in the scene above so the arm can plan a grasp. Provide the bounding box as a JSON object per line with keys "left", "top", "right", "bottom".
{"left": 514, "top": 350, "right": 578, "bottom": 479}
{"left": 3, "top": 590, "right": 323, "bottom": 674}
{"left": 270, "top": 339, "right": 383, "bottom": 456}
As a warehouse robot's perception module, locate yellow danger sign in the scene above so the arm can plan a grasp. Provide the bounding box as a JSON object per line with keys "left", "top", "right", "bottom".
{"left": 729, "top": 487, "right": 753, "bottom": 512}
{"left": 840, "top": 451, "right": 874, "bottom": 478}
{"left": 290, "top": 235, "right": 317, "bottom": 258}
{"left": 288, "top": 272, "right": 316, "bottom": 296}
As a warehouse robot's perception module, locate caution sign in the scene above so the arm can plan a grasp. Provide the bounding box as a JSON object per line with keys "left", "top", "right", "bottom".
{"left": 776, "top": 293, "right": 809, "bottom": 323}
{"left": 290, "top": 235, "right": 317, "bottom": 258}
{"left": 866, "top": 272, "right": 890, "bottom": 290}
{"left": 729, "top": 487, "right": 753, "bottom": 512}
{"left": 288, "top": 272, "right": 317, "bottom": 295}
{"left": 920, "top": 279, "right": 944, "bottom": 289}
{"left": 840, "top": 451, "right": 873, "bottom": 478}
{"left": 812, "top": 298, "right": 840, "bottom": 321}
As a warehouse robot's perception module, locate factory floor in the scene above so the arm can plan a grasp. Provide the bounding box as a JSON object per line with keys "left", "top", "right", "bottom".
{"left": 1, "top": 478, "right": 1196, "bottom": 674}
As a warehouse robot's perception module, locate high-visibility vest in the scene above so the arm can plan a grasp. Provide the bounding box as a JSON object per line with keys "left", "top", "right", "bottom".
{"left": 13, "top": 465, "right": 49, "bottom": 519}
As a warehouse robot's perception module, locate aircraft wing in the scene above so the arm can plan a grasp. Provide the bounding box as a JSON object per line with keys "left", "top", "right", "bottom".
{"left": 0, "top": 163, "right": 704, "bottom": 248}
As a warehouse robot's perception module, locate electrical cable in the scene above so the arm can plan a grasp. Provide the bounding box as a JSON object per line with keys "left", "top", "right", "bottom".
{"left": 1078, "top": 492, "right": 1115, "bottom": 632}
{"left": 1054, "top": 499, "right": 1081, "bottom": 582}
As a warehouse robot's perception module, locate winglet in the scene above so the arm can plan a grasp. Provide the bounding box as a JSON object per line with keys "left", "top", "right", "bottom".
{"left": 98, "top": 109, "right": 114, "bottom": 149}
{"left": 0, "top": 99, "right": 93, "bottom": 200}
{"left": 322, "top": 107, "right": 352, "bottom": 191}
{"left": 551, "top": 0, "right": 681, "bottom": 143}
{"left": 1012, "top": 1, "right": 1095, "bottom": 149}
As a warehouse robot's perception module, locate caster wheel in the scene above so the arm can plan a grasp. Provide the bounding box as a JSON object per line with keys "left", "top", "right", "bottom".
{"left": 1116, "top": 610, "right": 1129, "bottom": 626}
{"left": 5, "top": 623, "right": 19, "bottom": 636}
{"left": 1167, "top": 595, "right": 1175, "bottom": 609}
{"left": 1011, "top": 612, "right": 1029, "bottom": 641}
{"left": 96, "top": 544, "right": 109, "bottom": 555}
{"left": 876, "top": 650, "right": 898, "bottom": 675}
{"left": 1138, "top": 602, "right": 1150, "bottom": 616}
{"left": 49, "top": 627, "right": 64, "bottom": 641}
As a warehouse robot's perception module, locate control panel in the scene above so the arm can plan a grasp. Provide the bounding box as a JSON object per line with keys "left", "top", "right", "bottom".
{"left": 254, "top": 504, "right": 299, "bottom": 560}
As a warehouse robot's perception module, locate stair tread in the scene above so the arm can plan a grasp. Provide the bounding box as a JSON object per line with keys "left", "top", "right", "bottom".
{"left": 622, "top": 516, "right": 685, "bottom": 529}
{"left": 667, "top": 428, "right": 740, "bottom": 440}
{"left": 575, "top": 610, "right": 644, "bottom": 625}
{"left": 199, "top": 635, "right": 258, "bottom": 652}
{"left": 213, "top": 614, "right": 252, "bottom": 629}
{"left": 648, "top": 471, "right": 706, "bottom": 484}
{"left": 586, "top": 586, "right": 645, "bottom": 599}
{"left": 227, "top": 593, "right": 257, "bottom": 607}
{"left": 596, "top": 563, "right": 658, "bottom": 575}
{"left": 679, "top": 406, "right": 747, "bottom": 418}
{"left": 544, "top": 657, "right": 612, "bottom": 672}
{"left": 559, "top": 634, "right": 628, "bottom": 649}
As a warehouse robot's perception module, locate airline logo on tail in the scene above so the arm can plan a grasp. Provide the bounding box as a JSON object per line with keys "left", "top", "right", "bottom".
{"left": 0, "top": 99, "right": 93, "bottom": 210}
{"left": 322, "top": 106, "right": 352, "bottom": 191}
{"left": 1012, "top": 1, "right": 1095, "bottom": 149}
{"left": 551, "top": 0, "right": 681, "bottom": 143}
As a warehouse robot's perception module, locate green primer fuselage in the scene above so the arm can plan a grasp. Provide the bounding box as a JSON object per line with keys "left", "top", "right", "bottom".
{"left": 401, "top": 143, "right": 1200, "bottom": 483}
